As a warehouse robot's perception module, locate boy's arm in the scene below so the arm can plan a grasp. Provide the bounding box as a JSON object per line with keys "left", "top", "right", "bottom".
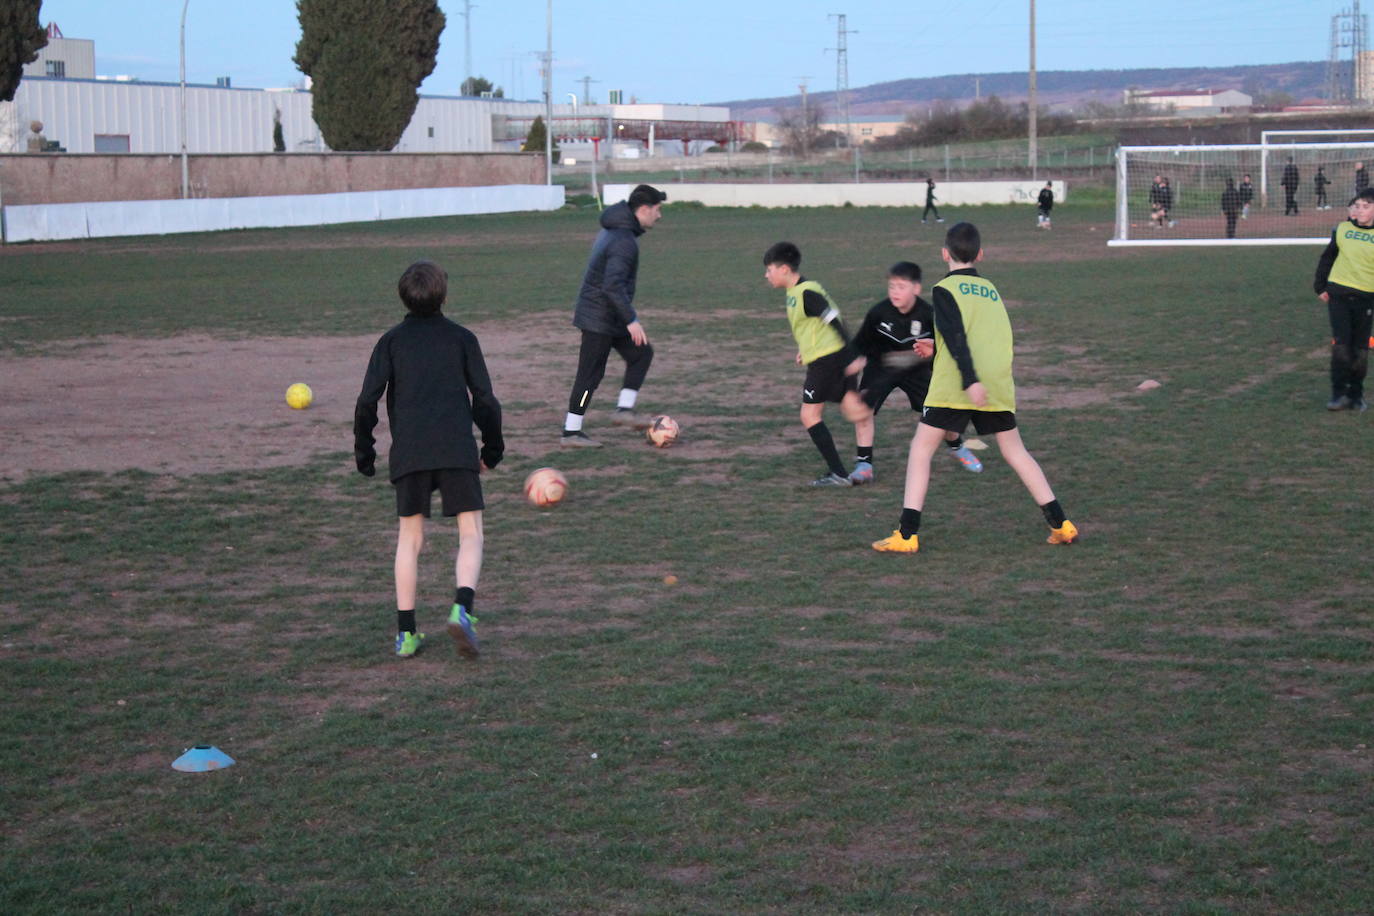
{"left": 931, "top": 287, "right": 979, "bottom": 389}
{"left": 802, "top": 289, "right": 851, "bottom": 344}
{"left": 352, "top": 339, "right": 390, "bottom": 476}
{"left": 845, "top": 306, "right": 881, "bottom": 360}
{"left": 464, "top": 335, "right": 505, "bottom": 469}
{"left": 1314, "top": 230, "right": 1339, "bottom": 295}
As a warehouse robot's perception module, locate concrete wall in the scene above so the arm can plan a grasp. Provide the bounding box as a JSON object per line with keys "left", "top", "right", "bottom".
{"left": 0, "top": 152, "right": 543, "bottom": 206}
{"left": 602, "top": 180, "right": 1066, "bottom": 208}
{"left": 3, "top": 184, "right": 565, "bottom": 243}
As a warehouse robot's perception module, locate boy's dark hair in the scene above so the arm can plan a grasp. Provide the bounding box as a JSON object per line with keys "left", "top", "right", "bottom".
{"left": 944, "top": 222, "right": 981, "bottom": 264}
{"left": 628, "top": 184, "right": 668, "bottom": 209}
{"left": 763, "top": 241, "right": 801, "bottom": 270}
{"left": 398, "top": 260, "right": 447, "bottom": 316}
{"left": 1357, "top": 188, "right": 1374, "bottom": 204}
{"left": 888, "top": 261, "right": 921, "bottom": 283}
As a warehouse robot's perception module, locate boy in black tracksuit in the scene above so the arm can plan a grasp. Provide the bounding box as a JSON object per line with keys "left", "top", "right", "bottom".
{"left": 1313, "top": 188, "right": 1374, "bottom": 411}
{"left": 843, "top": 261, "right": 983, "bottom": 484}
{"left": 354, "top": 260, "right": 504, "bottom": 659}
{"left": 1036, "top": 182, "right": 1054, "bottom": 229}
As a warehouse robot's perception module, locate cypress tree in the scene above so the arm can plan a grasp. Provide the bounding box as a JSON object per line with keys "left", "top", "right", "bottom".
{"left": 1, "top": 0, "right": 47, "bottom": 102}
{"left": 521, "top": 115, "right": 560, "bottom": 162}
{"left": 294, "top": 0, "right": 445, "bottom": 151}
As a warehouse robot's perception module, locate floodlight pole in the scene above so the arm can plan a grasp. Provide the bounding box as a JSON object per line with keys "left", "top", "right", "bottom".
{"left": 1028, "top": 0, "right": 1038, "bottom": 179}
{"left": 179, "top": 0, "right": 190, "bottom": 199}
{"left": 462, "top": 1, "right": 476, "bottom": 92}
{"left": 544, "top": 0, "right": 553, "bottom": 185}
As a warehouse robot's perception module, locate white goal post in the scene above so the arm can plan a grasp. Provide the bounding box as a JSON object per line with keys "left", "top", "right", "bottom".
{"left": 1111, "top": 141, "right": 1374, "bottom": 247}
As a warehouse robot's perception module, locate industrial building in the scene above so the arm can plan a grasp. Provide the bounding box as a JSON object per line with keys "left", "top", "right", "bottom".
{"left": 1, "top": 24, "right": 737, "bottom": 158}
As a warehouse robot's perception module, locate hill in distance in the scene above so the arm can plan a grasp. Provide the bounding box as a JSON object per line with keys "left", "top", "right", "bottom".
{"left": 719, "top": 61, "right": 1327, "bottom": 121}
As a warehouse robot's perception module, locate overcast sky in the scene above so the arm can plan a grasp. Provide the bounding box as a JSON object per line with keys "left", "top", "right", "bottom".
{"left": 35, "top": 0, "right": 1335, "bottom": 105}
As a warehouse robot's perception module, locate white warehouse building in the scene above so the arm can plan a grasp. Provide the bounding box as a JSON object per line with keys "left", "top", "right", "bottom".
{"left": 1, "top": 76, "right": 732, "bottom": 157}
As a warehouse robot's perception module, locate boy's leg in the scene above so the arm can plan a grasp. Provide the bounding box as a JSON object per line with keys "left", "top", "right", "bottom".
{"left": 394, "top": 514, "right": 426, "bottom": 656}
{"left": 1349, "top": 297, "right": 1374, "bottom": 407}
{"left": 564, "top": 331, "right": 615, "bottom": 443}
{"left": 395, "top": 514, "right": 424, "bottom": 613}
{"left": 455, "top": 509, "right": 483, "bottom": 594}
{"left": 1328, "top": 296, "right": 1358, "bottom": 408}
{"left": 801, "top": 402, "right": 849, "bottom": 483}
{"left": 447, "top": 510, "right": 483, "bottom": 658}
{"left": 873, "top": 422, "right": 944, "bottom": 551}
{"left": 993, "top": 427, "right": 1078, "bottom": 543}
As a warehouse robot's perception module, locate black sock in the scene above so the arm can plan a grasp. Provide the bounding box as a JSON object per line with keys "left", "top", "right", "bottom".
{"left": 899, "top": 508, "right": 922, "bottom": 538}
{"left": 1040, "top": 499, "right": 1066, "bottom": 527}
{"left": 945, "top": 435, "right": 964, "bottom": 450}
{"left": 807, "top": 422, "right": 846, "bottom": 476}
{"left": 856, "top": 446, "right": 873, "bottom": 463}
{"left": 397, "top": 609, "right": 417, "bottom": 634}
{"left": 455, "top": 587, "right": 475, "bottom": 612}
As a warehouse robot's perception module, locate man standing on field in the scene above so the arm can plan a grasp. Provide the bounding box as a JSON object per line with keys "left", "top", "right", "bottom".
{"left": 560, "top": 184, "right": 668, "bottom": 447}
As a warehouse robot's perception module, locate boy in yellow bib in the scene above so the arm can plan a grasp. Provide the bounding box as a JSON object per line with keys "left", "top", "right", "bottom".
{"left": 763, "top": 241, "right": 871, "bottom": 487}
{"left": 873, "top": 222, "right": 1078, "bottom": 552}
{"left": 1313, "top": 188, "right": 1374, "bottom": 411}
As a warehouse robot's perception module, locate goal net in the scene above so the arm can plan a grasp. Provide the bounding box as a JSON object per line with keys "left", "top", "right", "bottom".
{"left": 1111, "top": 141, "right": 1374, "bottom": 246}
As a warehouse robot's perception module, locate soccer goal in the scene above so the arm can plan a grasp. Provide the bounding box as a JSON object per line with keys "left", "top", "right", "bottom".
{"left": 1111, "top": 141, "right": 1374, "bottom": 246}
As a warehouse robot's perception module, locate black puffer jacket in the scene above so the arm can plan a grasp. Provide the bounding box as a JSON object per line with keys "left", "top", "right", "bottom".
{"left": 572, "top": 201, "right": 644, "bottom": 335}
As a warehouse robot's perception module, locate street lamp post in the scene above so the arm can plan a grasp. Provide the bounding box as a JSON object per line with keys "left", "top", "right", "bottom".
{"left": 179, "top": 0, "right": 190, "bottom": 199}
{"left": 544, "top": 0, "right": 553, "bottom": 185}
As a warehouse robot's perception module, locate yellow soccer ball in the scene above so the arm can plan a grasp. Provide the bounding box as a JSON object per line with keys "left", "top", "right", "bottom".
{"left": 285, "top": 383, "right": 313, "bottom": 410}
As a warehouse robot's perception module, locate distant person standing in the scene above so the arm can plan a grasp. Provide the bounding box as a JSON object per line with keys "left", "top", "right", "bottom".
{"left": 1221, "top": 177, "right": 1242, "bottom": 239}
{"left": 1355, "top": 161, "right": 1369, "bottom": 197}
{"left": 1315, "top": 166, "right": 1331, "bottom": 210}
{"left": 1239, "top": 173, "right": 1255, "bottom": 220}
{"left": 922, "top": 178, "right": 943, "bottom": 224}
{"left": 1160, "top": 177, "right": 1175, "bottom": 228}
{"left": 1281, "top": 157, "right": 1300, "bottom": 216}
{"left": 1149, "top": 175, "right": 1167, "bottom": 228}
{"left": 1036, "top": 181, "right": 1054, "bottom": 229}
{"left": 560, "top": 183, "right": 668, "bottom": 447}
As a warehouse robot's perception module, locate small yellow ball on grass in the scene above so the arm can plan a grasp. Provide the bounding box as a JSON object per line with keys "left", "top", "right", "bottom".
{"left": 285, "top": 383, "right": 313, "bottom": 410}
{"left": 663, "top": 575, "right": 678, "bottom": 585}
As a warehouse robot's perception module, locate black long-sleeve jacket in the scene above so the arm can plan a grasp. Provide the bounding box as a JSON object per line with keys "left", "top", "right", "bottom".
{"left": 572, "top": 201, "right": 645, "bottom": 335}
{"left": 354, "top": 313, "right": 503, "bottom": 481}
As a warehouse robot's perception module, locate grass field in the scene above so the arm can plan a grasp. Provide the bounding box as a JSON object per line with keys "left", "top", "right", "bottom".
{"left": 2, "top": 197, "right": 1371, "bottom": 914}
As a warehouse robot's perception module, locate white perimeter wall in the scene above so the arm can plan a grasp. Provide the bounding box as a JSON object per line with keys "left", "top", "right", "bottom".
{"left": 602, "top": 181, "right": 1066, "bottom": 208}
{"left": 3, "top": 184, "right": 564, "bottom": 243}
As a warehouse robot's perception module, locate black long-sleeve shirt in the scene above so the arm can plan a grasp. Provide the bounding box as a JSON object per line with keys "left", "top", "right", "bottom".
{"left": 353, "top": 313, "right": 503, "bottom": 481}
{"left": 931, "top": 269, "right": 981, "bottom": 389}
{"left": 846, "top": 296, "right": 934, "bottom": 363}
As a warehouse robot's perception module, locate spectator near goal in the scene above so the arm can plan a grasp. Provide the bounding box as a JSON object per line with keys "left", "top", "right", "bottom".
{"left": 1281, "top": 157, "right": 1300, "bottom": 216}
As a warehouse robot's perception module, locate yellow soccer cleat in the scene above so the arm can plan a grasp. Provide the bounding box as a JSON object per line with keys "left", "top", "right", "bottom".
{"left": 1047, "top": 520, "right": 1079, "bottom": 545}
{"left": 872, "top": 530, "right": 920, "bottom": 553}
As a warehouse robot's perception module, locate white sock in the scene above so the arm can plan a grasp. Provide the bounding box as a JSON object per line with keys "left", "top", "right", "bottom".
{"left": 564, "top": 412, "right": 584, "bottom": 432}
{"left": 617, "top": 388, "right": 637, "bottom": 409}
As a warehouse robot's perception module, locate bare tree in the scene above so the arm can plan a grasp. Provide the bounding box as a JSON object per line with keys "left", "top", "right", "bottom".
{"left": 774, "top": 104, "right": 828, "bottom": 158}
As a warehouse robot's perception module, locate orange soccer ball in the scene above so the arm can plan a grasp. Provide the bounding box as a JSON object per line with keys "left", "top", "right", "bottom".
{"left": 645, "top": 415, "right": 680, "bottom": 448}
{"left": 523, "top": 467, "right": 568, "bottom": 507}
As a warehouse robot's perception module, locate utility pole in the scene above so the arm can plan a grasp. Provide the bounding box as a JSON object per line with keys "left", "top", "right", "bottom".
{"left": 828, "top": 13, "right": 857, "bottom": 150}
{"left": 1028, "top": 0, "right": 1038, "bottom": 179}
{"left": 578, "top": 75, "right": 600, "bottom": 106}
{"left": 543, "top": 0, "right": 553, "bottom": 184}
{"left": 460, "top": 0, "right": 477, "bottom": 93}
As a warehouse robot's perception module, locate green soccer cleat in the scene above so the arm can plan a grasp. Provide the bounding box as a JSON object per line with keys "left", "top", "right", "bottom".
{"left": 395, "top": 631, "right": 425, "bottom": 658}
{"left": 447, "top": 604, "right": 480, "bottom": 658}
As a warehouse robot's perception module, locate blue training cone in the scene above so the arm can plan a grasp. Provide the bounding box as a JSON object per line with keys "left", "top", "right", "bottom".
{"left": 171, "top": 745, "right": 235, "bottom": 772}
